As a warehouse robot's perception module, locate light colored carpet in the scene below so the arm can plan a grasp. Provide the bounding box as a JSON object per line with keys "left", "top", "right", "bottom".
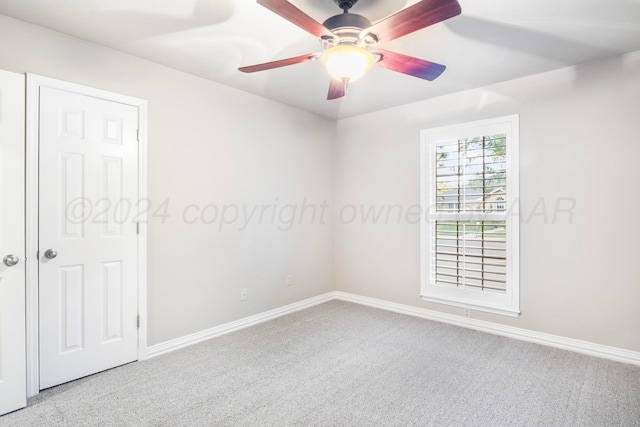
{"left": 2, "top": 300, "right": 639, "bottom": 426}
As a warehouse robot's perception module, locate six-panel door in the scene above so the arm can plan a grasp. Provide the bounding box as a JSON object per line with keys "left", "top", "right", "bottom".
{"left": 38, "top": 87, "right": 139, "bottom": 390}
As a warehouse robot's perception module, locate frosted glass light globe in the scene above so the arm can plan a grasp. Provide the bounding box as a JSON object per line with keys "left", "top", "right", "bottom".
{"left": 320, "top": 45, "right": 375, "bottom": 82}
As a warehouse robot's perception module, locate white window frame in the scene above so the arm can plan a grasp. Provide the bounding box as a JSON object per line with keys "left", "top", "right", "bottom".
{"left": 420, "top": 115, "right": 520, "bottom": 317}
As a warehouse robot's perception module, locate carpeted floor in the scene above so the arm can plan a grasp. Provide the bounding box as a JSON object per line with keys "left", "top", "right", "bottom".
{"left": 2, "top": 300, "right": 639, "bottom": 426}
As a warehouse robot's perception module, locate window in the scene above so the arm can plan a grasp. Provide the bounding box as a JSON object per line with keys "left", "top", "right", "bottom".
{"left": 420, "top": 115, "right": 519, "bottom": 317}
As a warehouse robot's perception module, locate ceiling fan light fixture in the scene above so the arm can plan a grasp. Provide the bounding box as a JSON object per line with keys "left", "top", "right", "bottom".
{"left": 320, "top": 45, "right": 374, "bottom": 83}
{"left": 241, "top": 0, "right": 462, "bottom": 100}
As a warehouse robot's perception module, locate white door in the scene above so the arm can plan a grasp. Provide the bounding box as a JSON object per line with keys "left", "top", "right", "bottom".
{"left": 0, "top": 70, "right": 26, "bottom": 415}
{"left": 38, "top": 87, "right": 139, "bottom": 389}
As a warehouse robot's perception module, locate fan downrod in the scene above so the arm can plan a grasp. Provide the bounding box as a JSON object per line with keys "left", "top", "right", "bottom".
{"left": 333, "top": 0, "right": 358, "bottom": 12}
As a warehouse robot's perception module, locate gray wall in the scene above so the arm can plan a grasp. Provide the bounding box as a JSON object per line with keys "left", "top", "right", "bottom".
{"left": 335, "top": 51, "right": 640, "bottom": 352}
{"left": 0, "top": 15, "right": 336, "bottom": 346}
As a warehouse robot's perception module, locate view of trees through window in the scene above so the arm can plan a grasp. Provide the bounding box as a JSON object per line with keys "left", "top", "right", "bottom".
{"left": 435, "top": 134, "right": 507, "bottom": 213}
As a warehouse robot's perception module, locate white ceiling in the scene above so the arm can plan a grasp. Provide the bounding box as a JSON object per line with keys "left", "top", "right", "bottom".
{"left": 1, "top": 0, "right": 639, "bottom": 119}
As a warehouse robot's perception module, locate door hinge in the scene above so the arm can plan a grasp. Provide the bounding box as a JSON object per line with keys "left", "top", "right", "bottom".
{"left": 136, "top": 222, "right": 139, "bottom": 235}
{"left": 137, "top": 129, "right": 141, "bottom": 142}
{"left": 137, "top": 315, "right": 141, "bottom": 329}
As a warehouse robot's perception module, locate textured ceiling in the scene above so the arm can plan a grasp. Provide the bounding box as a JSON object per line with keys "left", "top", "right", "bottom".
{"left": 1, "top": 0, "right": 639, "bottom": 118}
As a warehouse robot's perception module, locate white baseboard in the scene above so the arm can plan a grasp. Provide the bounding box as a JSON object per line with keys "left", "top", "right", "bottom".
{"left": 146, "top": 290, "right": 640, "bottom": 367}
{"left": 146, "top": 292, "right": 335, "bottom": 359}
{"left": 334, "top": 291, "right": 640, "bottom": 366}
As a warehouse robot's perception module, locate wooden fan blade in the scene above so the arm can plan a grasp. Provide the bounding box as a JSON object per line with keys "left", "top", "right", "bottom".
{"left": 327, "top": 79, "right": 346, "bottom": 100}
{"left": 365, "top": 0, "right": 461, "bottom": 44}
{"left": 257, "top": 0, "right": 334, "bottom": 38}
{"left": 239, "top": 53, "right": 318, "bottom": 73}
{"left": 375, "top": 49, "right": 446, "bottom": 81}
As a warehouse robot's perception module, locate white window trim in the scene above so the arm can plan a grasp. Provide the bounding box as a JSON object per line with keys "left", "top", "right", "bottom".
{"left": 420, "top": 115, "right": 520, "bottom": 317}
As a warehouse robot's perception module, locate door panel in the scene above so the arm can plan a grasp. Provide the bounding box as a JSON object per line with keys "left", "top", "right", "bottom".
{"left": 38, "top": 87, "right": 139, "bottom": 390}
{"left": 0, "top": 70, "right": 26, "bottom": 415}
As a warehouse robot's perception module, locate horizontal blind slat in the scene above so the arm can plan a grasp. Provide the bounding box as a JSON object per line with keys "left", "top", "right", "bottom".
{"left": 432, "top": 218, "right": 507, "bottom": 293}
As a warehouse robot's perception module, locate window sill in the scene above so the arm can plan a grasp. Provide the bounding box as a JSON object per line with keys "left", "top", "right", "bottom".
{"left": 420, "top": 294, "right": 520, "bottom": 318}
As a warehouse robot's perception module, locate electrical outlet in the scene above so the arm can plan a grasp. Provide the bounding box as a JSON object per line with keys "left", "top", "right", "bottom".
{"left": 286, "top": 274, "right": 293, "bottom": 286}
{"left": 463, "top": 308, "right": 471, "bottom": 318}
{"left": 240, "top": 288, "right": 248, "bottom": 301}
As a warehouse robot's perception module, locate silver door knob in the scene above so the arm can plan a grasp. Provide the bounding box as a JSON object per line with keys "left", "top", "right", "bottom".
{"left": 44, "top": 249, "right": 58, "bottom": 259}
{"left": 3, "top": 254, "right": 19, "bottom": 267}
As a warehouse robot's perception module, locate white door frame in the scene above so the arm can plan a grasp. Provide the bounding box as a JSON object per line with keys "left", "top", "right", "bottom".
{"left": 25, "top": 74, "right": 148, "bottom": 397}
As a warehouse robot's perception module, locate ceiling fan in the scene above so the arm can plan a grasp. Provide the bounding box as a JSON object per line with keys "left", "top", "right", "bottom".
{"left": 239, "top": 0, "right": 462, "bottom": 100}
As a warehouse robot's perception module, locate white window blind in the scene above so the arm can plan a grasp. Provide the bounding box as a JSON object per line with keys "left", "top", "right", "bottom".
{"left": 434, "top": 135, "right": 507, "bottom": 292}
{"left": 421, "top": 115, "right": 519, "bottom": 317}
{"left": 433, "top": 220, "right": 506, "bottom": 292}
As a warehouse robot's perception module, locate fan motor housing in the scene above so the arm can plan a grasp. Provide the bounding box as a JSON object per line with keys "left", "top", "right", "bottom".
{"left": 323, "top": 13, "right": 371, "bottom": 32}
{"left": 322, "top": 13, "right": 375, "bottom": 49}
